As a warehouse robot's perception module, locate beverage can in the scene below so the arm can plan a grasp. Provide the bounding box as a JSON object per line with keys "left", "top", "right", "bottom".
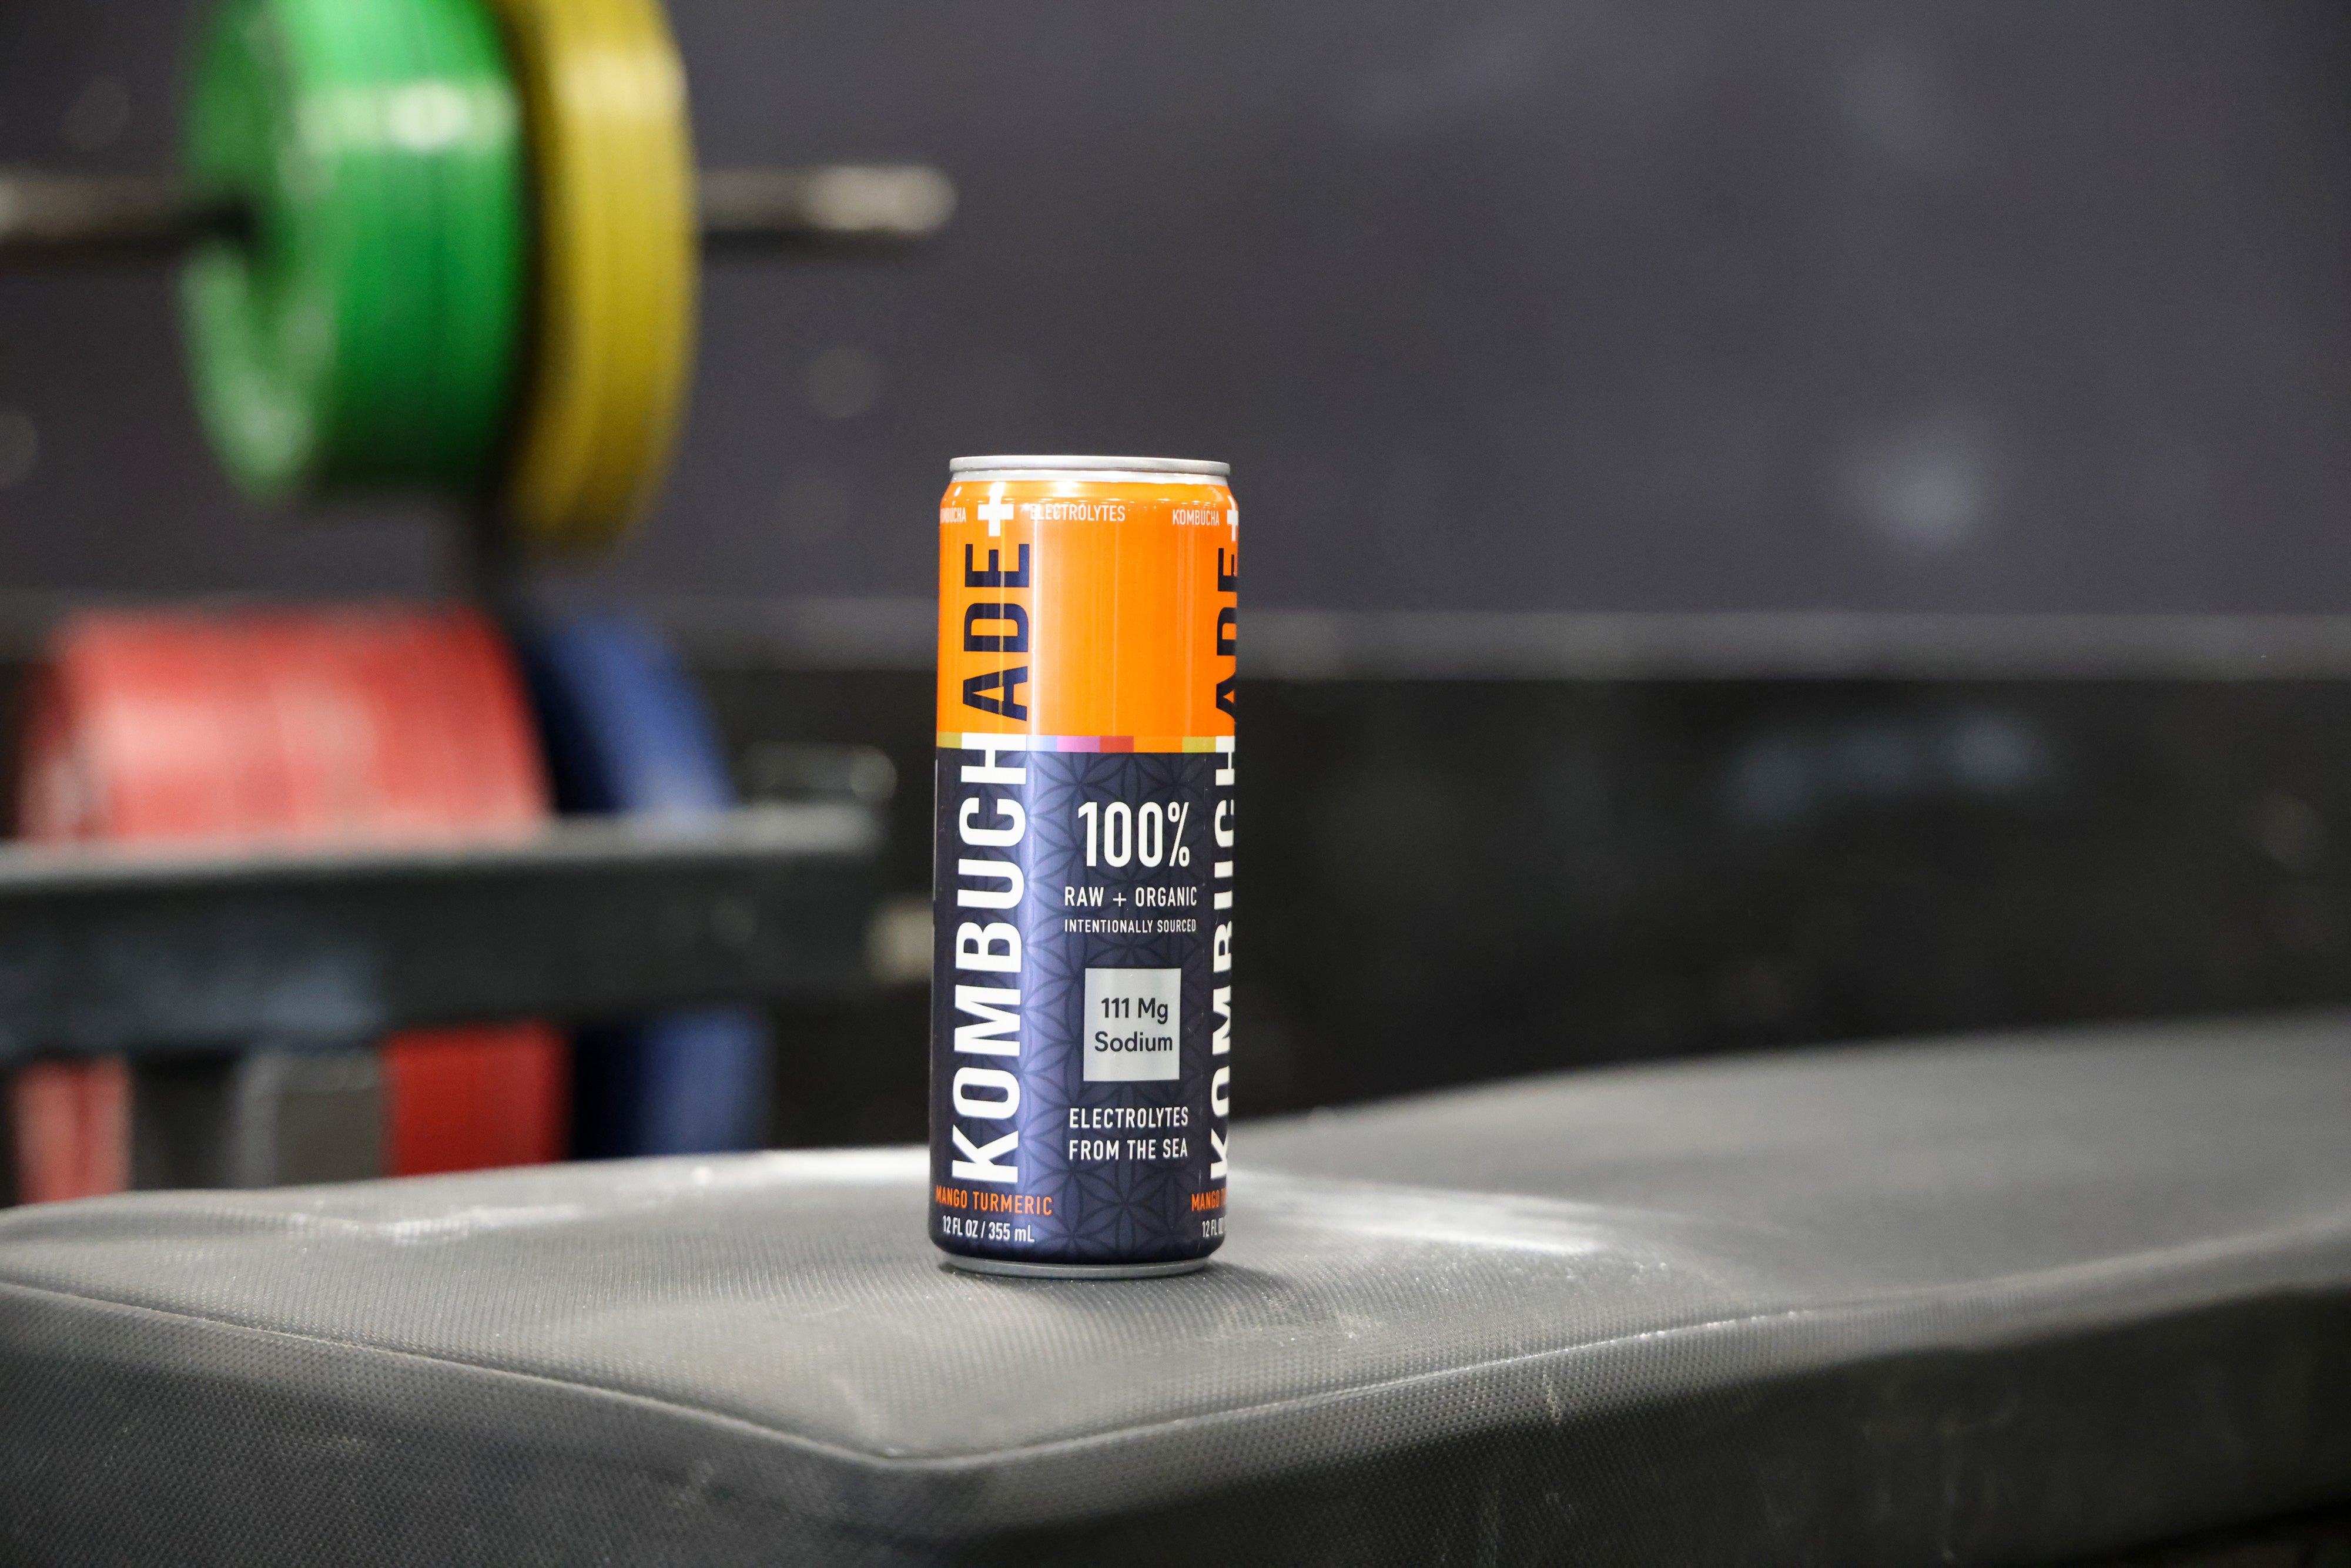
{"left": 930, "top": 454, "right": 1237, "bottom": 1276}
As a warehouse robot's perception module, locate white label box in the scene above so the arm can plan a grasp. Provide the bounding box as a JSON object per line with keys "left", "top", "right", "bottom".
{"left": 1081, "top": 967, "right": 1182, "bottom": 1082}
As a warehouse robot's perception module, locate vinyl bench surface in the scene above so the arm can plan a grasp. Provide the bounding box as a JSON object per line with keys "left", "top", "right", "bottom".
{"left": 2, "top": 1017, "right": 2347, "bottom": 1565}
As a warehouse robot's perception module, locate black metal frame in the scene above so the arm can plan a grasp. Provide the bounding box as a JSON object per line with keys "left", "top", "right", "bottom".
{"left": 0, "top": 803, "right": 882, "bottom": 1061}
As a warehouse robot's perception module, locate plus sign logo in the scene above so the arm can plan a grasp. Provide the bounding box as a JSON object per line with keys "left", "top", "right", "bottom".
{"left": 979, "top": 481, "right": 1015, "bottom": 537}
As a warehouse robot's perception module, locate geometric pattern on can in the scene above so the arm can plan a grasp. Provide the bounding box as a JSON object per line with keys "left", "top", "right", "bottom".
{"left": 931, "top": 745, "right": 1228, "bottom": 1266}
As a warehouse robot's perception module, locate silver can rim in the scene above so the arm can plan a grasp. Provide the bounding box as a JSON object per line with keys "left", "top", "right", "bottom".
{"left": 940, "top": 1252, "right": 1214, "bottom": 1280}
{"left": 949, "top": 454, "right": 1229, "bottom": 478}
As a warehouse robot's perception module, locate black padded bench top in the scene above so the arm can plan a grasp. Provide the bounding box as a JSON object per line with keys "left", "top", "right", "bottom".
{"left": 4, "top": 1018, "right": 2350, "bottom": 1564}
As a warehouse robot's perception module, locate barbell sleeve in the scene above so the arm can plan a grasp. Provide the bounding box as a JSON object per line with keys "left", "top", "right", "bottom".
{"left": 696, "top": 165, "right": 957, "bottom": 250}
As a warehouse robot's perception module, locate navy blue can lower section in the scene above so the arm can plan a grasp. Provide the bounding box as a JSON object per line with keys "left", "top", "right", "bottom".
{"left": 931, "top": 745, "right": 1231, "bottom": 1267}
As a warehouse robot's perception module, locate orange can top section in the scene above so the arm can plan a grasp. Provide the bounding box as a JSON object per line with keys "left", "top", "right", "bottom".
{"left": 937, "top": 474, "right": 1237, "bottom": 743}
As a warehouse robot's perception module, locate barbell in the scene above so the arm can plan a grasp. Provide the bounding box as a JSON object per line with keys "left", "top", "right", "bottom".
{"left": 0, "top": 0, "right": 953, "bottom": 556}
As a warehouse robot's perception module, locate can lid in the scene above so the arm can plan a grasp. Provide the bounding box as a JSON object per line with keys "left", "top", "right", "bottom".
{"left": 949, "top": 454, "right": 1229, "bottom": 478}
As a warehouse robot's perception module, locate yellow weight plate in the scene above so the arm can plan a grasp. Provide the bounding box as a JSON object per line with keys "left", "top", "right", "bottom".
{"left": 490, "top": 0, "right": 695, "bottom": 553}
{"left": 578, "top": 0, "right": 693, "bottom": 537}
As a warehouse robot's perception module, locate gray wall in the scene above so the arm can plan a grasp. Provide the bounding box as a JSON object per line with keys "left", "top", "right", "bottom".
{"left": 2, "top": 1, "right": 2350, "bottom": 625}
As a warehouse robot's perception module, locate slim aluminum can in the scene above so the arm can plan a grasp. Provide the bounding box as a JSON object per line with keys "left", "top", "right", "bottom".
{"left": 931, "top": 455, "right": 1237, "bottom": 1276}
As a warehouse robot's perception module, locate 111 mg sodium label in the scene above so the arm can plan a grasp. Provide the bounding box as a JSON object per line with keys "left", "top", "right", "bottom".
{"left": 1083, "top": 967, "right": 1182, "bottom": 1081}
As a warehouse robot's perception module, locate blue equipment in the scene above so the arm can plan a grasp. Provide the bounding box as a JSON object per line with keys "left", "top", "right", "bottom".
{"left": 523, "top": 611, "right": 771, "bottom": 1157}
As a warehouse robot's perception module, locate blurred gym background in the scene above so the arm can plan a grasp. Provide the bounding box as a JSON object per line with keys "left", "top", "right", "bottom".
{"left": 5, "top": 0, "right": 2351, "bottom": 1165}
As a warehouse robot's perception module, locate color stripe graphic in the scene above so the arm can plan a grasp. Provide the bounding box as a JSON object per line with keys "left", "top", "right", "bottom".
{"left": 938, "top": 733, "right": 1235, "bottom": 754}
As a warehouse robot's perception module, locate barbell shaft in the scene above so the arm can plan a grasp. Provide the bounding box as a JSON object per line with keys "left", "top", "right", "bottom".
{"left": 0, "top": 173, "right": 249, "bottom": 261}
{"left": 0, "top": 165, "right": 953, "bottom": 265}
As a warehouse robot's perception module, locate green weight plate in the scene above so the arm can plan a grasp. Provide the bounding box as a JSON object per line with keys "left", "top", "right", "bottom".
{"left": 183, "top": 0, "right": 420, "bottom": 491}
{"left": 407, "top": 0, "right": 526, "bottom": 484}
{"left": 185, "top": 0, "right": 399, "bottom": 489}
{"left": 181, "top": 0, "right": 315, "bottom": 490}
{"left": 324, "top": 0, "right": 437, "bottom": 479}
{"left": 180, "top": 0, "right": 524, "bottom": 495}
{"left": 373, "top": 0, "right": 524, "bottom": 484}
